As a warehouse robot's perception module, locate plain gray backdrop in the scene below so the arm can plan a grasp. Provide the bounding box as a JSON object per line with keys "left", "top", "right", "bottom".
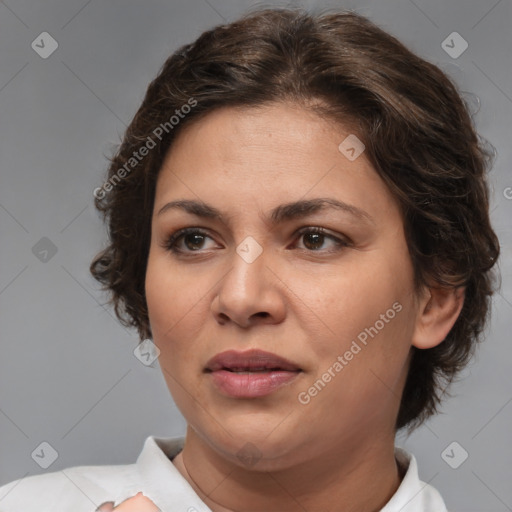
{"left": 0, "top": 1, "right": 511, "bottom": 511}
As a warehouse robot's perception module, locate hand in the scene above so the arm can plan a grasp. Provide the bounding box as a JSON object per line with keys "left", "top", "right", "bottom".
{"left": 96, "top": 492, "right": 159, "bottom": 511}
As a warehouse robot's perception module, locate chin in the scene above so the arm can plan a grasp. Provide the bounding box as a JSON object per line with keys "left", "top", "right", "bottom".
{"left": 196, "top": 422, "right": 305, "bottom": 471}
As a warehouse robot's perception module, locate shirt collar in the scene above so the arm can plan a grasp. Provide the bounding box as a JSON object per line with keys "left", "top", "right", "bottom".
{"left": 134, "top": 435, "right": 212, "bottom": 511}
{"left": 381, "top": 447, "right": 447, "bottom": 512}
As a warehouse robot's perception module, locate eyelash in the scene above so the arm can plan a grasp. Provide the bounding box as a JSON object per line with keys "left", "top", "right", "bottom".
{"left": 161, "top": 226, "right": 350, "bottom": 256}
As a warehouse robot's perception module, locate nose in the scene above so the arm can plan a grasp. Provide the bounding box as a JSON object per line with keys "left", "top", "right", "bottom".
{"left": 211, "top": 241, "right": 287, "bottom": 329}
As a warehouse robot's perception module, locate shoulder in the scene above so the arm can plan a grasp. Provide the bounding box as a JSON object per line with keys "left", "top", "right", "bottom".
{"left": 0, "top": 435, "right": 187, "bottom": 512}
{"left": 0, "top": 461, "right": 136, "bottom": 512}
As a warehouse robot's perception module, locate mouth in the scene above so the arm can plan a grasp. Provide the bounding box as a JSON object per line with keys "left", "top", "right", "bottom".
{"left": 205, "top": 349, "right": 302, "bottom": 398}
{"left": 205, "top": 349, "right": 302, "bottom": 373}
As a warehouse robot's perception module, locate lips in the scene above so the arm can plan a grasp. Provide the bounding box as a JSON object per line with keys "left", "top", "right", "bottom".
{"left": 205, "top": 349, "right": 302, "bottom": 398}
{"left": 205, "top": 349, "right": 301, "bottom": 373}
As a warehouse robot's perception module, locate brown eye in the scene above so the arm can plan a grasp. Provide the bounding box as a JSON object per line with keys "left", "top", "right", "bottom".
{"left": 295, "top": 227, "right": 349, "bottom": 253}
{"left": 302, "top": 232, "right": 324, "bottom": 250}
{"left": 182, "top": 233, "right": 207, "bottom": 250}
{"left": 163, "top": 228, "right": 215, "bottom": 253}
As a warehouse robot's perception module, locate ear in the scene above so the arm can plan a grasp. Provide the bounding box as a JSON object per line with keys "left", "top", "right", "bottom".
{"left": 411, "top": 285, "right": 466, "bottom": 349}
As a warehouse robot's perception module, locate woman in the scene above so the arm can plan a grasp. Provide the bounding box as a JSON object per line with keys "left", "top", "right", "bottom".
{"left": 0, "top": 7, "right": 500, "bottom": 511}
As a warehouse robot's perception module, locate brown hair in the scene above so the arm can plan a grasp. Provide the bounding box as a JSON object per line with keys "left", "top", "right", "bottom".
{"left": 90, "top": 7, "right": 500, "bottom": 430}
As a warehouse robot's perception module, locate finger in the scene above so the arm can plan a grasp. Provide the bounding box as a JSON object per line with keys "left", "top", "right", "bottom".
{"left": 95, "top": 502, "right": 115, "bottom": 511}
{"left": 112, "top": 492, "right": 160, "bottom": 511}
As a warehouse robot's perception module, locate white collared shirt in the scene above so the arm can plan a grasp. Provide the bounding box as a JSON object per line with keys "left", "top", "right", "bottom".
{"left": 0, "top": 436, "right": 448, "bottom": 511}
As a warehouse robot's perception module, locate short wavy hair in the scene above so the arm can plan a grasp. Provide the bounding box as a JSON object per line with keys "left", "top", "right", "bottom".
{"left": 90, "top": 8, "right": 500, "bottom": 431}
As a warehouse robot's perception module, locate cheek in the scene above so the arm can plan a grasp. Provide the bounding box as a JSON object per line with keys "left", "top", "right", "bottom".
{"left": 144, "top": 250, "right": 219, "bottom": 392}
{"left": 295, "top": 249, "right": 416, "bottom": 401}
{"left": 297, "top": 253, "right": 411, "bottom": 347}
{"left": 145, "top": 255, "right": 174, "bottom": 334}
{"left": 145, "top": 250, "right": 202, "bottom": 333}
{"left": 145, "top": 253, "right": 211, "bottom": 416}
{"left": 297, "top": 308, "right": 414, "bottom": 438}
{"left": 145, "top": 253, "right": 194, "bottom": 360}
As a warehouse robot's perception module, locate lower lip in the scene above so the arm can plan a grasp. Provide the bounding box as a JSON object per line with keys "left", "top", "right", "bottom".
{"left": 208, "top": 369, "right": 301, "bottom": 398}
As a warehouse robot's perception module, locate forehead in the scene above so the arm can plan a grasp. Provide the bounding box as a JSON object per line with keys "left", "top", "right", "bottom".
{"left": 162, "top": 102, "right": 351, "bottom": 165}
{"left": 153, "top": 103, "right": 400, "bottom": 228}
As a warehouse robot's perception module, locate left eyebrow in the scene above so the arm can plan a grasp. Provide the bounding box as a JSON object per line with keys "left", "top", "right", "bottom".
{"left": 157, "top": 197, "right": 375, "bottom": 226}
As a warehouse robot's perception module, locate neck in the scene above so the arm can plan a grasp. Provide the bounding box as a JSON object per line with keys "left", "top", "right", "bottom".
{"left": 172, "top": 428, "right": 402, "bottom": 512}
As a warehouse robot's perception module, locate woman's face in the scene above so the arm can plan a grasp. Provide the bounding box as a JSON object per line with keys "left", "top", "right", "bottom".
{"left": 145, "top": 102, "right": 423, "bottom": 469}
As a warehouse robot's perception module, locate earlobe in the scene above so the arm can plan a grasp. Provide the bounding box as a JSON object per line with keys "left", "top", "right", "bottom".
{"left": 411, "top": 285, "right": 465, "bottom": 350}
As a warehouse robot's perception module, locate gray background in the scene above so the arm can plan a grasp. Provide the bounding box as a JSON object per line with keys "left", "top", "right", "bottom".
{"left": 0, "top": 0, "right": 511, "bottom": 510}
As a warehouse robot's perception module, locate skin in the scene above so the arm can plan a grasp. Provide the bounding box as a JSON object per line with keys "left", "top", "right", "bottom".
{"left": 96, "top": 492, "right": 159, "bottom": 510}
{"left": 144, "top": 102, "right": 465, "bottom": 512}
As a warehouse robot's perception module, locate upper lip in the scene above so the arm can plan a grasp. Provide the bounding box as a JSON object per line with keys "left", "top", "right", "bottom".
{"left": 205, "top": 349, "right": 302, "bottom": 372}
